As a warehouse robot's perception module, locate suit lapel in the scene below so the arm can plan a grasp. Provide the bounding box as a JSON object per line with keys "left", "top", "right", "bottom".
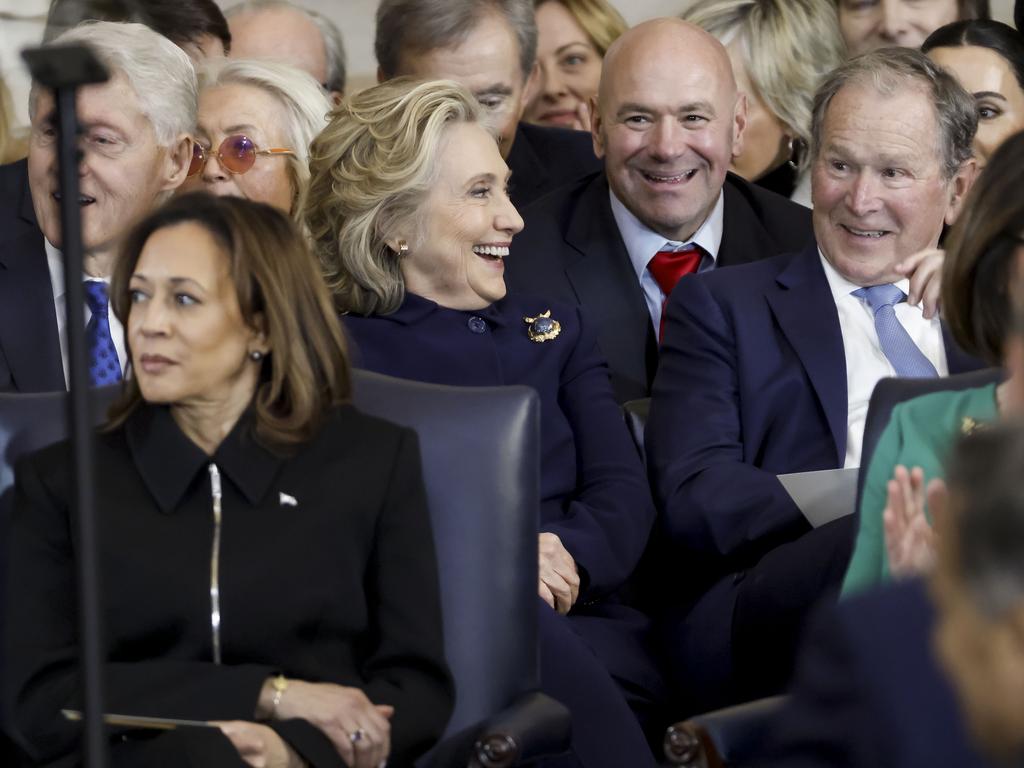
{"left": 562, "top": 174, "right": 658, "bottom": 382}
{"left": 507, "top": 124, "right": 548, "bottom": 209}
{"left": 766, "top": 246, "right": 848, "bottom": 462}
{"left": 0, "top": 231, "right": 65, "bottom": 391}
{"left": 718, "top": 174, "right": 778, "bottom": 268}
{"left": 0, "top": 174, "right": 65, "bottom": 391}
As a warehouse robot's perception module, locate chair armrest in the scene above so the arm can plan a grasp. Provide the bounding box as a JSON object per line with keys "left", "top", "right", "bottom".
{"left": 424, "top": 691, "right": 571, "bottom": 768}
{"left": 663, "top": 696, "right": 786, "bottom": 767}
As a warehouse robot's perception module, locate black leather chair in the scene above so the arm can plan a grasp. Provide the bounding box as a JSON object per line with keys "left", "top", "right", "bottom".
{"left": 855, "top": 368, "right": 1004, "bottom": 508}
{"left": 0, "top": 374, "right": 570, "bottom": 767}
{"left": 350, "top": 369, "right": 570, "bottom": 767}
{"left": 663, "top": 697, "right": 785, "bottom": 767}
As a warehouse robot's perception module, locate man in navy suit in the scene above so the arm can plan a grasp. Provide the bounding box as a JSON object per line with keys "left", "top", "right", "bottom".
{"left": 647, "top": 47, "right": 981, "bottom": 712}
{"left": 374, "top": 0, "right": 600, "bottom": 210}
{"left": 765, "top": 423, "right": 1024, "bottom": 767}
{"left": 505, "top": 18, "right": 815, "bottom": 403}
{"left": 503, "top": 18, "right": 815, "bottom": 403}
{"left": 0, "top": 22, "right": 195, "bottom": 393}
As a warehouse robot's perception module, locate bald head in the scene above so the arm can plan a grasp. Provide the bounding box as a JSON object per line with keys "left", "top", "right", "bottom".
{"left": 592, "top": 17, "right": 746, "bottom": 243}
{"left": 599, "top": 18, "right": 736, "bottom": 110}
{"left": 229, "top": 6, "right": 328, "bottom": 88}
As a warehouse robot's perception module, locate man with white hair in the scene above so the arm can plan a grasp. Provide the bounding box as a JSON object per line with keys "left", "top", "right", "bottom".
{"left": 0, "top": 21, "right": 196, "bottom": 392}
{"left": 225, "top": 0, "right": 347, "bottom": 103}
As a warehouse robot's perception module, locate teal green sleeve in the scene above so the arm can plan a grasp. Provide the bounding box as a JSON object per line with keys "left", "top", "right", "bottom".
{"left": 841, "top": 415, "right": 904, "bottom": 597}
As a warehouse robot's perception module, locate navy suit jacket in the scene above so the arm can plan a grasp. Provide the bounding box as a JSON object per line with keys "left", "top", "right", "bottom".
{"left": 505, "top": 171, "right": 814, "bottom": 403}
{"left": 0, "top": 160, "right": 64, "bottom": 393}
{"left": 506, "top": 122, "right": 601, "bottom": 211}
{"left": 342, "top": 292, "right": 655, "bottom": 602}
{"left": 763, "top": 579, "right": 990, "bottom": 767}
{"left": 647, "top": 245, "right": 983, "bottom": 584}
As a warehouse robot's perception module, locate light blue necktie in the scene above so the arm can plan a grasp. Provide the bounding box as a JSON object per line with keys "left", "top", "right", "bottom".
{"left": 84, "top": 280, "right": 123, "bottom": 387}
{"left": 852, "top": 284, "right": 938, "bottom": 378}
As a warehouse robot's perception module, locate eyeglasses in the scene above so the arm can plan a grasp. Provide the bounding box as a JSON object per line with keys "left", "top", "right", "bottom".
{"left": 187, "top": 134, "right": 295, "bottom": 178}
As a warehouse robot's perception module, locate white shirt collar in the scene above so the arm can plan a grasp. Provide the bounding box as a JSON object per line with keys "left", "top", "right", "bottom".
{"left": 46, "top": 237, "right": 113, "bottom": 295}
{"left": 818, "top": 248, "right": 911, "bottom": 305}
{"left": 609, "top": 187, "right": 724, "bottom": 283}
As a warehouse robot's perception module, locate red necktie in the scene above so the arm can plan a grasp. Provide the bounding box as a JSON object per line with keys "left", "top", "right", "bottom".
{"left": 648, "top": 245, "right": 702, "bottom": 342}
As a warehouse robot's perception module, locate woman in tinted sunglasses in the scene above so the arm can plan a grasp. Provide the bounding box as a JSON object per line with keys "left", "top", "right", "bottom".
{"left": 182, "top": 58, "right": 330, "bottom": 215}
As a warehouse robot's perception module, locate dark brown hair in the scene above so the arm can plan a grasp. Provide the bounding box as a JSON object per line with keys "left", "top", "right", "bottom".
{"left": 941, "top": 131, "right": 1024, "bottom": 364}
{"left": 108, "top": 192, "right": 351, "bottom": 449}
{"left": 44, "top": 0, "right": 232, "bottom": 53}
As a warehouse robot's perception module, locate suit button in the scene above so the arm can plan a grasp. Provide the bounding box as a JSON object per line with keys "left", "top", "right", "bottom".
{"left": 468, "top": 316, "right": 487, "bottom": 334}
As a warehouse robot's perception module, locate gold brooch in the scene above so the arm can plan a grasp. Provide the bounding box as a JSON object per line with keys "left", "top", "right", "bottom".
{"left": 961, "top": 416, "right": 987, "bottom": 435}
{"left": 523, "top": 310, "right": 561, "bottom": 343}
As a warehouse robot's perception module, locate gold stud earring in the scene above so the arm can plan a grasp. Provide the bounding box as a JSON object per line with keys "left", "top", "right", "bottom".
{"left": 397, "top": 240, "right": 409, "bottom": 256}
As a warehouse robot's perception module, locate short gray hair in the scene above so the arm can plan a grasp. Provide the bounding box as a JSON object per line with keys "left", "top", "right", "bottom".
{"left": 376, "top": 0, "right": 537, "bottom": 82}
{"left": 30, "top": 21, "right": 197, "bottom": 147}
{"left": 223, "top": 0, "right": 347, "bottom": 93}
{"left": 946, "top": 421, "right": 1024, "bottom": 617}
{"left": 197, "top": 58, "right": 331, "bottom": 213}
{"left": 810, "top": 47, "right": 977, "bottom": 180}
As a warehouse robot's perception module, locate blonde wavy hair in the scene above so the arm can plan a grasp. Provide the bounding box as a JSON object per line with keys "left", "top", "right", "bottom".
{"left": 537, "top": 0, "right": 627, "bottom": 56}
{"left": 682, "top": 0, "right": 846, "bottom": 172}
{"left": 300, "top": 78, "right": 481, "bottom": 316}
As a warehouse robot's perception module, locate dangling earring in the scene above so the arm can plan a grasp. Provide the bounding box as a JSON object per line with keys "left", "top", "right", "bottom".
{"left": 249, "top": 350, "right": 264, "bottom": 362}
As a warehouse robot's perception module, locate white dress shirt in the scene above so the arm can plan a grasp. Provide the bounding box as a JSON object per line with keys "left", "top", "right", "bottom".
{"left": 819, "top": 252, "right": 948, "bottom": 468}
{"left": 46, "top": 239, "right": 127, "bottom": 389}
{"left": 609, "top": 188, "right": 725, "bottom": 332}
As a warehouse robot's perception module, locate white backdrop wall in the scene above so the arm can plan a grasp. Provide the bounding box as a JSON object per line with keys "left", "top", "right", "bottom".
{"left": 1, "top": 0, "right": 1017, "bottom": 130}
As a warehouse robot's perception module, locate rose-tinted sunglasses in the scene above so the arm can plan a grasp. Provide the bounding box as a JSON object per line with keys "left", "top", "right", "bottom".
{"left": 187, "top": 134, "right": 295, "bottom": 178}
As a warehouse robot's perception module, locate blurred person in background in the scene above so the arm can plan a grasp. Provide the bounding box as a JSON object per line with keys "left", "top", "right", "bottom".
{"left": 0, "top": 22, "right": 195, "bottom": 393}
{"left": 923, "top": 19, "right": 1024, "bottom": 171}
{"left": 4, "top": 193, "right": 453, "bottom": 768}
{"left": 43, "top": 0, "right": 231, "bottom": 61}
{"left": 182, "top": 58, "right": 331, "bottom": 217}
{"left": 837, "top": 0, "right": 989, "bottom": 56}
{"left": 521, "top": 0, "right": 627, "bottom": 131}
{"left": 304, "top": 77, "right": 663, "bottom": 767}
{"left": 375, "top": 0, "right": 602, "bottom": 210}
{"left": 225, "top": 0, "right": 347, "bottom": 103}
{"left": 682, "top": 0, "right": 847, "bottom": 206}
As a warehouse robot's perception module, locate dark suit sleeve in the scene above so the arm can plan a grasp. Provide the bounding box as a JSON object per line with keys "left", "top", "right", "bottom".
{"left": 361, "top": 428, "right": 454, "bottom": 765}
{"left": 545, "top": 307, "right": 656, "bottom": 601}
{"left": 3, "top": 452, "right": 273, "bottom": 764}
{"left": 648, "top": 276, "right": 806, "bottom": 569}
{"left": 760, "top": 606, "right": 886, "bottom": 767}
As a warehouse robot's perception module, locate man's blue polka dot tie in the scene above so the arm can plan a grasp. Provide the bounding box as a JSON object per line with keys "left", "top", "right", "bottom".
{"left": 83, "top": 280, "right": 123, "bottom": 387}
{"left": 852, "top": 284, "right": 938, "bottom": 379}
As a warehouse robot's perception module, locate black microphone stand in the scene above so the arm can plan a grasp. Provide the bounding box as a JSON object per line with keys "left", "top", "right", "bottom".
{"left": 20, "top": 44, "right": 110, "bottom": 768}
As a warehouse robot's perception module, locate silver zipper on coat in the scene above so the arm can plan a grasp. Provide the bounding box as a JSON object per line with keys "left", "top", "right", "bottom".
{"left": 208, "top": 463, "right": 223, "bottom": 665}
